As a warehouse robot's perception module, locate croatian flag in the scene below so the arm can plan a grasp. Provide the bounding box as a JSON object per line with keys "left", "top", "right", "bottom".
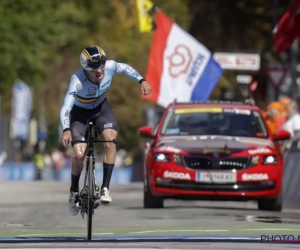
{"left": 142, "top": 11, "right": 223, "bottom": 108}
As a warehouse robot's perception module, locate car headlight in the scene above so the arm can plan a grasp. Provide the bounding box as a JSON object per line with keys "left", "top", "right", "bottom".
{"left": 262, "top": 155, "right": 277, "bottom": 165}
{"left": 173, "top": 154, "right": 184, "bottom": 165}
{"left": 250, "top": 156, "right": 260, "bottom": 167}
{"left": 154, "top": 153, "right": 170, "bottom": 162}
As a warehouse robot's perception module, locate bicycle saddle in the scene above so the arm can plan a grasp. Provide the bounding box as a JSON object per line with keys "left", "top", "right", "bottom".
{"left": 87, "top": 112, "right": 101, "bottom": 125}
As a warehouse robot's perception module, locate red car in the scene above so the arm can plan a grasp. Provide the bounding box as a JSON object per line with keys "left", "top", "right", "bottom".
{"left": 138, "top": 101, "right": 291, "bottom": 211}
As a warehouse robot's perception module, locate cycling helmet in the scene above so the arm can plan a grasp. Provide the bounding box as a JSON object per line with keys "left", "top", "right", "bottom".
{"left": 80, "top": 46, "right": 106, "bottom": 71}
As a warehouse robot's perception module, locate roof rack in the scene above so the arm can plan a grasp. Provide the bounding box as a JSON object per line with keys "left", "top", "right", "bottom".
{"left": 171, "top": 100, "right": 253, "bottom": 106}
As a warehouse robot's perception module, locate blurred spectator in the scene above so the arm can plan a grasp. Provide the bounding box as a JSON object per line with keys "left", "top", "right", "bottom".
{"left": 0, "top": 151, "right": 7, "bottom": 167}
{"left": 279, "top": 96, "right": 292, "bottom": 118}
{"left": 43, "top": 153, "right": 52, "bottom": 167}
{"left": 282, "top": 101, "right": 300, "bottom": 137}
{"left": 64, "top": 147, "right": 73, "bottom": 168}
{"left": 124, "top": 151, "right": 133, "bottom": 167}
{"left": 51, "top": 148, "right": 65, "bottom": 180}
{"left": 131, "top": 148, "right": 144, "bottom": 182}
{"left": 34, "top": 153, "right": 44, "bottom": 180}
{"left": 114, "top": 149, "right": 126, "bottom": 168}
{"left": 266, "top": 101, "right": 286, "bottom": 135}
{"left": 245, "top": 98, "right": 256, "bottom": 106}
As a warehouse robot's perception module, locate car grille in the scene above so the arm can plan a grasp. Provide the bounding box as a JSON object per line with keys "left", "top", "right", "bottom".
{"left": 183, "top": 156, "right": 251, "bottom": 170}
{"left": 156, "top": 180, "right": 275, "bottom": 192}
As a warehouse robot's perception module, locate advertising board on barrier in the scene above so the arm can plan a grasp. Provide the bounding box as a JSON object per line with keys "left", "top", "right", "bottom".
{"left": 58, "top": 166, "right": 133, "bottom": 184}
{"left": 0, "top": 163, "right": 35, "bottom": 181}
{"left": 0, "top": 163, "right": 133, "bottom": 184}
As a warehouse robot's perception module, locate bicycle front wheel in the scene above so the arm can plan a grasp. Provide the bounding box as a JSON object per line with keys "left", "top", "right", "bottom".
{"left": 87, "top": 155, "right": 94, "bottom": 240}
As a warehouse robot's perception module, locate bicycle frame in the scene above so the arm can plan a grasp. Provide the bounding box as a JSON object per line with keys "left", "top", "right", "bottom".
{"left": 70, "top": 119, "right": 117, "bottom": 240}
{"left": 79, "top": 122, "right": 98, "bottom": 219}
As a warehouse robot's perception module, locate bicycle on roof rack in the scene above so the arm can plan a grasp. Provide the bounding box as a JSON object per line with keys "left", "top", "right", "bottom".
{"left": 71, "top": 113, "right": 117, "bottom": 240}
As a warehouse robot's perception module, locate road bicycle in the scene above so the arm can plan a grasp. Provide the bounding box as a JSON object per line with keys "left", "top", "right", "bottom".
{"left": 71, "top": 113, "right": 117, "bottom": 240}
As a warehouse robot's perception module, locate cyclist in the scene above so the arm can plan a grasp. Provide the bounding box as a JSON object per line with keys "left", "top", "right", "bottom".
{"left": 60, "top": 46, "right": 152, "bottom": 216}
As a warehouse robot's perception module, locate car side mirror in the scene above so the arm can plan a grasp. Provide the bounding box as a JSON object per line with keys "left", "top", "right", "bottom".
{"left": 138, "top": 126, "right": 155, "bottom": 139}
{"left": 274, "top": 129, "right": 291, "bottom": 141}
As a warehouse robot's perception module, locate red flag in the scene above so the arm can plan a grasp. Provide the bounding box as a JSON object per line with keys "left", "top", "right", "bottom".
{"left": 273, "top": 0, "right": 300, "bottom": 54}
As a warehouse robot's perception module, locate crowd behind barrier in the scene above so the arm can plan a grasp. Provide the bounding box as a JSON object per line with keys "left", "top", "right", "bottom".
{"left": 0, "top": 146, "right": 141, "bottom": 184}
{"left": 0, "top": 162, "right": 134, "bottom": 184}
{"left": 263, "top": 97, "right": 300, "bottom": 140}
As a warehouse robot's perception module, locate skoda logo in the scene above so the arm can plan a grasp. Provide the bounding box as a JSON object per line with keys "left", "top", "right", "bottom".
{"left": 213, "top": 152, "right": 220, "bottom": 158}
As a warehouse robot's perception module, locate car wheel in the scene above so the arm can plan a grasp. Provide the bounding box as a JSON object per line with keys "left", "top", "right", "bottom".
{"left": 144, "top": 183, "right": 164, "bottom": 209}
{"left": 257, "top": 191, "right": 282, "bottom": 212}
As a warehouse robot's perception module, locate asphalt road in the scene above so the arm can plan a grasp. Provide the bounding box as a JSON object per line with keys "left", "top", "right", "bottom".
{"left": 1, "top": 181, "right": 300, "bottom": 250}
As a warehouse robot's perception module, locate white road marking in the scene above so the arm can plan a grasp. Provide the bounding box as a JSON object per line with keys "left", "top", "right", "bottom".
{"left": 129, "top": 229, "right": 229, "bottom": 234}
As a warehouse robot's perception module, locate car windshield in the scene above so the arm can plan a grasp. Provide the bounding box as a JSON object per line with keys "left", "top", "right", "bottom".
{"left": 160, "top": 107, "right": 268, "bottom": 138}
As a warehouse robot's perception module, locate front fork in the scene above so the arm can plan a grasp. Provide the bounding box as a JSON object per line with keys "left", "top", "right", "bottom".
{"left": 80, "top": 151, "right": 100, "bottom": 218}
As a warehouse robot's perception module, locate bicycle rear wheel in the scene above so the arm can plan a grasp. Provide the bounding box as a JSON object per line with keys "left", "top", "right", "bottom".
{"left": 87, "top": 155, "right": 94, "bottom": 240}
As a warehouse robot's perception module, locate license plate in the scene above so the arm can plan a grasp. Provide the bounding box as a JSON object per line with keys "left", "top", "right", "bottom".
{"left": 196, "top": 172, "right": 237, "bottom": 183}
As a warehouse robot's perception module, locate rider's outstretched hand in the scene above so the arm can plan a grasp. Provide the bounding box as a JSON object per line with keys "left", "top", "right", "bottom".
{"left": 61, "top": 130, "right": 72, "bottom": 147}
{"left": 141, "top": 81, "right": 152, "bottom": 95}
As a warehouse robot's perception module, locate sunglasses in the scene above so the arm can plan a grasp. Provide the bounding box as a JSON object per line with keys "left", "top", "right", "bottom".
{"left": 87, "top": 61, "right": 106, "bottom": 70}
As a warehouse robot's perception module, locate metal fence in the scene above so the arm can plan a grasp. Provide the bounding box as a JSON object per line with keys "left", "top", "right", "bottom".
{"left": 282, "top": 144, "right": 300, "bottom": 209}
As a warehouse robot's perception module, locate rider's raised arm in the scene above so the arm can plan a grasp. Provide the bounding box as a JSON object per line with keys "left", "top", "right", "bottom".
{"left": 60, "top": 75, "right": 82, "bottom": 132}
{"left": 113, "top": 61, "right": 145, "bottom": 83}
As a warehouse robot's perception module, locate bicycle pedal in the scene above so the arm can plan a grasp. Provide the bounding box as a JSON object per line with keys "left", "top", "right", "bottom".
{"left": 94, "top": 200, "right": 100, "bottom": 209}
